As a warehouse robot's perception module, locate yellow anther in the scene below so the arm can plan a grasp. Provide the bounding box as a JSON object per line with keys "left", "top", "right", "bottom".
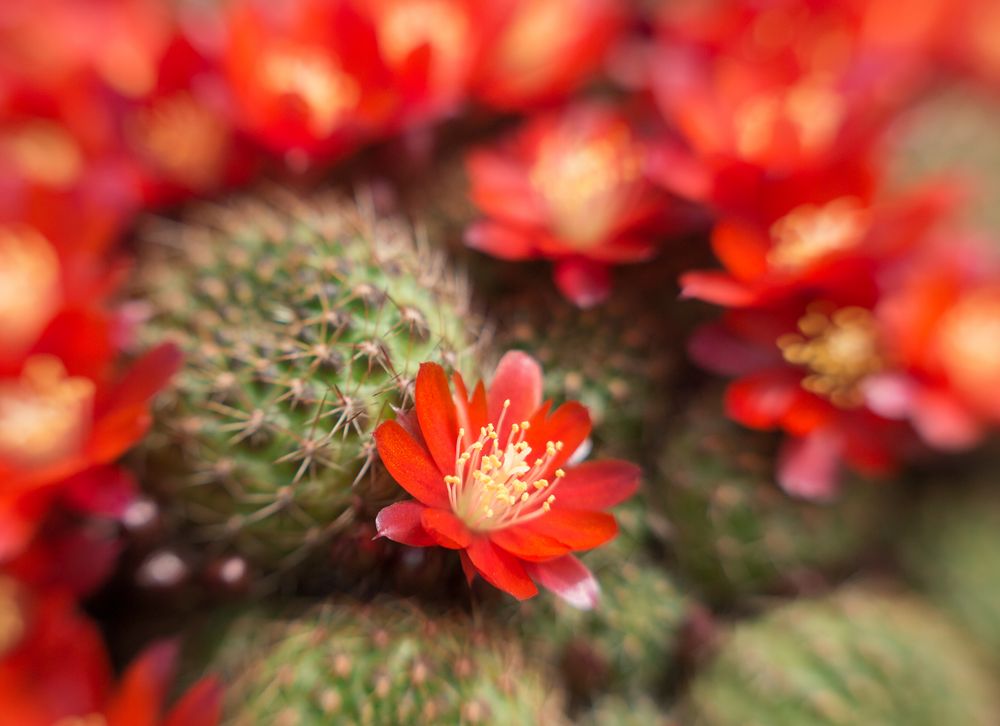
{"left": 503, "top": 399, "right": 511, "bottom": 408}
{"left": 555, "top": 468, "right": 566, "bottom": 478}
{"left": 546, "top": 495, "right": 556, "bottom": 504}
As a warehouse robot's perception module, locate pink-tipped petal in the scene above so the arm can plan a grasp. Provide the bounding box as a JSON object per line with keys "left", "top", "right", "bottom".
{"left": 679, "top": 271, "right": 754, "bottom": 307}
{"left": 778, "top": 430, "right": 843, "bottom": 501}
{"left": 104, "top": 640, "right": 178, "bottom": 726}
{"left": 464, "top": 221, "right": 537, "bottom": 260}
{"left": 374, "top": 421, "right": 450, "bottom": 508}
{"left": 375, "top": 501, "right": 435, "bottom": 546}
{"left": 553, "top": 258, "right": 612, "bottom": 309}
{"left": 488, "top": 351, "right": 544, "bottom": 438}
{"left": 525, "top": 555, "right": 600, "bottom": 610}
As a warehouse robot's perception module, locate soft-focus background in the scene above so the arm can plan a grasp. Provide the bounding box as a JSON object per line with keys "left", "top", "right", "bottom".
{"left": 2, "top": 0, "right": 1000, "bottom": 724}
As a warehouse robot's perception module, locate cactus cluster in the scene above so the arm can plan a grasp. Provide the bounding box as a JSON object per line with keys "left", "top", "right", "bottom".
{"left": 190, "top": 600, "right": 565, "bottom": 725}
{"left": 655, "top": 389, "right": 889, "bottom": 603}
{"left": 684, "top": 586, "right": 1000, "bottom": 726}
{"left": 138, "top": 192, "right": 483, "bottom": 573}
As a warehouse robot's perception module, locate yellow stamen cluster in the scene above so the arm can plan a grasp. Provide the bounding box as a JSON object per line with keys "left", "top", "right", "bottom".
{"left": 778, "top": 305, "right": 885, "bottom": 408}
{"left": 264, "top": 49, "right": 360, "bottom": 136}
{"left": 530, "top": 122, "right": 641, "bottom": 248}
{"left": 0, "top": 355, "right": 94, "bottom": 466}
{"left": 2, "top": 120, "right": 83, "bottom": 189}
{"left": 768, "top": 197, "right": 868, "bottom": 271}
{"left": 936, "top": 287, "right": 1000, "bottom": 388}
{"left": 446, "top": 399, "right": 566, "bottom": 532}
{"left": 736, "top": 78, "right": 844, "bottom": 161}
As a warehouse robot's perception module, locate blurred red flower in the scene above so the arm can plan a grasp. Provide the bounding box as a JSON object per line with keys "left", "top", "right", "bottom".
{"left": 374, "top": 351, "right": 639, "bottom": 607}
{"left": 222, "top": 0, "right": 398, "bottom": 165}
{"left": 872, "top": 237, "right": 1000, "bottom": 449}
{"left": 0, "top": 582, "right": 220, "bottom": 726}
{"left": 466, "top": 102, "right": 691, "bottom": 306}
{"left": 469, "top": 0, "right": 625, "bottom": 111}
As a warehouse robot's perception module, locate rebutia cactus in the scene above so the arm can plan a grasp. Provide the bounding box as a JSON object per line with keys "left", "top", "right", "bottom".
{"left": 581, "top": 695, "right": 677, "bottom": 726}
{"left": 655, "top": 388, "right": 888, "bottom": 603}
{"left": 188, "top": 600, "right": 565, "bottom": 726}
{"left": 138, "top": 191, "right": 483, "bottom": 573}
{"left": 496, "top": 289, "right": 676, "bottom": 461}
{"left": 889, "top": 84, "right": 1000, "bottom": 234}
{"left": 684, "top": 586, "right": 1000, "bottom": 726}
{"left": 897, "top": 467, "right": 1000, "bottom": 658}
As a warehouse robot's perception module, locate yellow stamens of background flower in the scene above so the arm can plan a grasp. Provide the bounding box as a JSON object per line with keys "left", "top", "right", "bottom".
{"left": 0, "top": 225, "right": 60, "bottom": 352}
{"left": 937, "top": 287, "right": 1000, "bottom": 388}
{"left": 778, "top": 305, "right": 885, "bottom": 408}
{"left": 264, "top": 49, "right": 360, "bottom": 137}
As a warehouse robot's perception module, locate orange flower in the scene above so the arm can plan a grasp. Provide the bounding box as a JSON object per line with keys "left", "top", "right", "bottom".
{"left": 374, "top": 351, "right": 640, "bottom": 606}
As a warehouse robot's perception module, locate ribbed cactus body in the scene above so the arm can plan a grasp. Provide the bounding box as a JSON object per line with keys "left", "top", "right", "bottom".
{"left": 139, "top": 192, "right": 482, "bottom": 571}
{"left": 685, "top": 587, "right": 999, "bottom": 726}
{"left": 656, "top": 389, "right": 887, "bottom": 602}
{"left": 192, "top": 600, "right": 565, "bottom": 725}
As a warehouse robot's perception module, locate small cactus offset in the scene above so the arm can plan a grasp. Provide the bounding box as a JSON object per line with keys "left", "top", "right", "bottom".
{"left": 190, "top": 600, "right": 566, "bottom": 726}
{"left": 138, "top": 191, "right": 484, "bottom": 574}
{"left": 684, "top": 586, "right": 1000, "bottom": 726}
{"left": 655, "top": 388, "right": 889, "bottom": 603}
{"left": 897, "top": 467, "right": 1000, "bottom": 657}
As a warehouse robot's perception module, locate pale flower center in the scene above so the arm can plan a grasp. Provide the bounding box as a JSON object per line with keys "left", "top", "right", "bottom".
{"left": 445, "top": 400, "right": 565, "bottom": 533}
{"left": 126, "top": 92, "right": 229, "bottom": 189}
{"left": 530, "top": 122, "right": 641, "bottom": 248}
{"left": 778, "top": 305, "right": 885, "bottom": 408}
{"left": 377, "top": 0, "right": 468, "bottom": 74}
{"left": 264, "top": 49, "right": 361, "bottom": 136}
{"left": 735, "top": 79, "right": 844, "bottom": 161}
{"left": 0, "top": 225, "right": 61, "bottom": 351}
{"left": 768, "top": 197, "right": 868, "bottom": 271}
{"left": 936, "top": 288, "right": 1000, "bottom": 389}
{"left": 0, "top": 355, "right": 94, "bottom": 467}
{"left": 2, "top": 120, "right": 83, "bottom": 189}
{"left": 494, "top": 0, "right": 572, "bottom": 87}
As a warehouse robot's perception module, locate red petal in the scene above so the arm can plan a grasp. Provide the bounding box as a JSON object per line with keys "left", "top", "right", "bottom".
{"left": 777, "top": 431, "right": 843, "bottom": 501}
{"left": 555, "top": 460, "right": 640, "bottom": 510}
{"left": 711, "top": 220, "right": 770, "bottom": 281}
{"left": 104, "top": 640, "right": 178, "bottom": 726}
{"left": 553, "top": 258, "right": 612, "bottom": 309}
{"left": 725, "top": 372, "right": 800, "bottom": 430}
{"left": 466, "top": 149, "right": 546, "bottom": 226}
{"left": 524, "top": 401, "right": 592, "bottom": 477}
{"left": 688, "top": 322, "right": 783, "bottom": 377}
{"left": 464, "top": 221, "right": 537, "bottom": 261}
{"left": 458, "top": 550, "right": 477, "bottom": 584}
{"left": 453, "top": 373, "right": 488, "bottom": 446}
{"left": 524, "top": 555, "right": 599, "bottom": 610}
{"left": 62, "top": 465, "right": 136, "bottom": 517}
{"left": 490, "top": 525, "right": 571, "bottom": 562}
{"left": 375, "top": 501, "right": 435, "bottom": 546}
{"left": 488, "top": 350, "right": 543, "bottom": 440}
{"left": 415, "top": 363, "right": 459, "bottom": 475}
{"left": 98, "top": 343, "right": 182, "bottom": 416}
{"left": 163, "top": 678, "right": 223, "bottom": 726}
{"left": 420, "top": 508, "right": 472, "bottom": 549}
{"left": 374, "top": 421, "right": 450, "bottom": 508}
{"left": 523, "top": 509, "right": 617, "bottom": 551}
{"left": 679, "top": 270, "right": 755, "bottom": 307}
{"left": 465, "top": 537, "right": 538, "bottom": 600}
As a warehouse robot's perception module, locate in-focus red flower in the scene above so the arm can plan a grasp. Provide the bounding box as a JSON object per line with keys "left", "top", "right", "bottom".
{"left": 469, "top": 0, "right": 625, "bottom": 110}
{"left": 374, "top": 351, "right": 640, "bottom": 607}
{"left": 0, "top": 582, "right": 221, "bottom": 726}
{"left": 222, "top": 0, "right": 397, "bottom": 165}
{"left": 466, "top": 102, "right": 693, "bottom": 307}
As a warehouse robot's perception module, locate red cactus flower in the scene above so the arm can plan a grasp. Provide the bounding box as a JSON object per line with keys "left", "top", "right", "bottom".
{"left": 469, "top": 0, "right": 625, "bottom": 111}
{"left": 222, "top": 0, "right": 397, "bottom": 164}
{"left": 0, "top": 344, "right": 180, "bottom": 561}
{"left": 466, "top": 102, "right": 692, "bottom": 307}
{"left": 374, "top": 351, "right": 640, "bottom": 607}
{"left": 0, "top": 583, "right": 221, "bottom": 726}
{"left": 871, "top": 237, "right": 1000, "bottom": 449}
